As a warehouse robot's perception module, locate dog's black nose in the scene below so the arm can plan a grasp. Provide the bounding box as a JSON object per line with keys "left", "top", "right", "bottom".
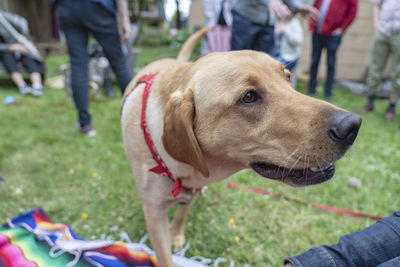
{"left": 329, "top": 112, "right": 362, "bottom": 145}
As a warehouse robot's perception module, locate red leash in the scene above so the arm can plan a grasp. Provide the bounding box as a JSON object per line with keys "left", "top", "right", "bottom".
{"left": 228, "top": 182, "right": 382, "bottom": 220}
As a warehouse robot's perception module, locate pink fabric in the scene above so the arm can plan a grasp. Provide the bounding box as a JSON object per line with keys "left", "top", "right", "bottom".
{"left": 207, "top": 25, "right": 231, "bottom": 53}
{"left": 0, "top": 234, "right": 37, "bottom": 267}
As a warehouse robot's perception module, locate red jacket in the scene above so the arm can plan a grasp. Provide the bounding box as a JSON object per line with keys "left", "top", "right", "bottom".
{"left": 310, "top": 0, "right": 358, "bottom": 35}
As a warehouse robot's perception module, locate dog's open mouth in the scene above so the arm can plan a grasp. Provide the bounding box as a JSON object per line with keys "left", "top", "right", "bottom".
{"left": 250, "top": 162, "right": 335, "bottom": 186}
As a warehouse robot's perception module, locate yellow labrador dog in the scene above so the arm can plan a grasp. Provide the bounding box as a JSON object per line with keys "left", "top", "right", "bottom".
{"left": 121, "top": 29, "right": 361, "bottom": 266}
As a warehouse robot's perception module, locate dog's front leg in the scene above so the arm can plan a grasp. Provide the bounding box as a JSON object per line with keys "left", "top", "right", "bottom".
{"left": 143, "top": 202, "right": 175, "bottom": 267}
{"left": 170, "top": 195, "right": 197, "bottom": 251}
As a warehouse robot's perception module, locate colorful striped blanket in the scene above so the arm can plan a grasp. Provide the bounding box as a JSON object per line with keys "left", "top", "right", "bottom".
{"left": 0, "top": 208, "right": 222, "bottom": 267}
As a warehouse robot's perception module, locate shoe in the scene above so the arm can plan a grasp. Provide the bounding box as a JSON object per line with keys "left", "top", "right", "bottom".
{"left": 76, "top": 124, "right": 96, "bottom": 137}
{"left": 360, "top": 103, "right": 374, "bottom": 113}
{"left": 384, "top": 107, "right": 395, "bottom": 121}
{"left": 19, "top": 84, "right": 32, "bottom": 95}
{"left": 32, "top": 85, "right": 44, "bottom": 97}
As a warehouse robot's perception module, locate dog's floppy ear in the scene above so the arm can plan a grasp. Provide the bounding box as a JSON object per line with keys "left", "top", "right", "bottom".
{"left": 162, "top": 89, "right": 210, "bottom": 177}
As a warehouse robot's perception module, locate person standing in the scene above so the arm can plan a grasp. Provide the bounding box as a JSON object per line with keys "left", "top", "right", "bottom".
{"left": 230, "top": 0, "right": 318, "bottom": 55}
{"left": 361, "top": 0, "right": 400, "bottom": 121}
{"left": 54, "top": 0, "right": 132, "bottom": 136}
{"left": 308, "top": 0, "right": 358, "bottom": 99}
{"left": 274, "top": 12, "right": 303, "bottom": 88}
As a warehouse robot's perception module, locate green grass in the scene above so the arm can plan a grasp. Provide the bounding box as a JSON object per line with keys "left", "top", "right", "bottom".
{"left": 1, "top": 45, "right": 400, "bottom": 266}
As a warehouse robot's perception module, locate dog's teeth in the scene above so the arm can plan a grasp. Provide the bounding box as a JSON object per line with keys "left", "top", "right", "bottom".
{"left": 321, "top": 165, "right": 330, "bottom": 170}
{"left": 310, "top": 167, "right": 319, "bottom": 172}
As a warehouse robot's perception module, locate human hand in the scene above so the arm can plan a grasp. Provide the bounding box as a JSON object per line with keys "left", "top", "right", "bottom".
{"left": 275, "top": 20, "right": 286, "bottom": 33}
{"left": 268, "top": 0, "right": 291, "bottom": 20}
{"left": 284, "top": 263, "right": 294, "bottom": 267}
{"left": 120, "top": 21, "right": 131, "bottom": 43}
{"left": 298, "top": 4, "right": 319, "bottom": 21}
{"left": 116, "top": 0, "right": 131, "bottom": 43}
{"left": 332, "top": 28, "right": 343, "bottom": 35}
{"left": 9, "top": 43, "right": 29, "bottom": 54}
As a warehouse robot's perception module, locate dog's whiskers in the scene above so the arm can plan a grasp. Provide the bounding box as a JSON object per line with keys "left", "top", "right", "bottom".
{"left": 277, "top": 146, "right": 301, "bottom": 176}
{"left": 304, "top": 153, "right": 309, "bottom": 181}
{"left": 288, "top": 154, "right": 302, "bottom": 175}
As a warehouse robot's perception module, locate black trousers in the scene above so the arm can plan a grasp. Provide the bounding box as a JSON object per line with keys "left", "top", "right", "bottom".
{"left": 230, "top": 11, "right": 275, "bottom": 54}
{"left": 1, "top": 51, "right": 40, "bottom": 74}
{"left": 56, "top": 0, "right": 132, "bottom": 126}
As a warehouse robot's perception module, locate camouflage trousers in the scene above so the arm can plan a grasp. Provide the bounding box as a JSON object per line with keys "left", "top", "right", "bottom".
{"left": 366, "top": 32, "right": 400, "bottom": 103}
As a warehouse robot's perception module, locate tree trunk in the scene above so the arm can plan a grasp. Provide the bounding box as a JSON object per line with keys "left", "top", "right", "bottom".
{"left": 175, "top": 0, "right": 181, "bottom": 29}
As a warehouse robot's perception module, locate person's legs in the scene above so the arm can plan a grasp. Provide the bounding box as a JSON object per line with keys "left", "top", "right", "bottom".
{"left": 84, "top": 2, "right": 131, "bottom": 94}
{"left": 66, "top": 29, "right": 91, "bottom": 127}
{"left": 1, "top": 51, "right": 31, "bottom": 94}
{"left": 10, "top": 72, "right": 26, "bottom": 88}
{"left": 252, "top": 25, "right": 275, "bottom": 54}
{"left": 30, "top": 73, "right": 43, "bottom": 96}
{"left": 385, "top": 32, "right": 400, "bottom": 120}
{"left": 325, "top": 35, "right": 342, "bottom": 98}
{"left": 103, "top": 65, "right": 115, "bottom": 98}
{"left": 309, "top": 34, "right": 324, "bottom": 95}
{"left": 21, "top": 55, "right": 43, "bottom": 96}
{"left": 11, "top": 72, "right": 33, "bottom": 95}
{"left": 30, "top": 72, "right": 42, "bottom": 87}
{"left": 57, "top": 2, "right": 91, "bottom": 127}
{"left": 362, "top": 33, "right": 390, "bottom": 112}
{"left": 230, "top": 11, "right": 260, "bottom": 51}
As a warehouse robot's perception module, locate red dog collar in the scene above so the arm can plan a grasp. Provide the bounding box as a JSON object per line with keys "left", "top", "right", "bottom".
{"left": 128, "top": 73, "right": 193, "bottom": 197}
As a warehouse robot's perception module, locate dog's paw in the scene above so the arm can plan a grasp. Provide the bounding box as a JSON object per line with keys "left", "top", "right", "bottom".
{"left": 172, "top": 234, "right": 185, "bottom": 252}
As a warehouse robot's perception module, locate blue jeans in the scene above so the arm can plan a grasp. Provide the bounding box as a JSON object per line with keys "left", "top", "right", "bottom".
{"left": 230, "top": 11, "right": 275, "bottom": 54}
{"left": 56, "top": 0, "right": 132, "bottom": 126}
{"left": 309, "top": 34, "right": 342, "bottom": 98}
{"left": 274, "top": 55, "right": 298, "bottom": 71}
{"left": 285, "top": 211, "right": 400, "bottom": 266}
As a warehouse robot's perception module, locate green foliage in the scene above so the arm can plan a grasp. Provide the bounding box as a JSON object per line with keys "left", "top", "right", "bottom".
{"left": 136, "top": 24, "right": 190, "bottom": 50}
{"left": 167, "top": 28, "right": 189, "bottom": 48}
{"left": 0, "top": 47, "right": 400, "bottom": 266}
{"left": 136, "top": 24, "right": 170, "bottom": 46}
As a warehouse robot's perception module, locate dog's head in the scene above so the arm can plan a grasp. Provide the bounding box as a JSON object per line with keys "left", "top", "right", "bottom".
{"left": 162, "top": 51, "right": 361, "bottom": 186}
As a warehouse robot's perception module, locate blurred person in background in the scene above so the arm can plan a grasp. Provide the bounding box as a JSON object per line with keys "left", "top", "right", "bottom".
{"left": 230, "top": 0, "right": 318, "bottom": 55}
{"left": 201, "top": 0, "right": 232, "bottom": 56}
{"left": 273, "top": 11, "right": 303, "bottom": 88}
{"left": 308, "top": 0, "right": 358, "bottom": 99}
{"left": 0, "top": 11, "right": 44, "bottom": 96}
{"left": 360, "top": 0, "right": 400, "bottom": 121}
{"left": 53, "top": 0, "right": 132, "bottom": 136}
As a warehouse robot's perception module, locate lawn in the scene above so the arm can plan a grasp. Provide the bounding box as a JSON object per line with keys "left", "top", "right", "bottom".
{"left": 1, "top": 45, "right": 400, "bottom": 267}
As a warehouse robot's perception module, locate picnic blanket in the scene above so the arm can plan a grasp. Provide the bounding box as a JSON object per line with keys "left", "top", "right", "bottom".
{"left": 0, "top": 208, "right": 229, "bottom": 267}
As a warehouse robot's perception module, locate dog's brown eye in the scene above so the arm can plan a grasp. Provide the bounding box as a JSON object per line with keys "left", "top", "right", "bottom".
{"left": 241, "top": 90, "right": 259, "bottom": 104}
